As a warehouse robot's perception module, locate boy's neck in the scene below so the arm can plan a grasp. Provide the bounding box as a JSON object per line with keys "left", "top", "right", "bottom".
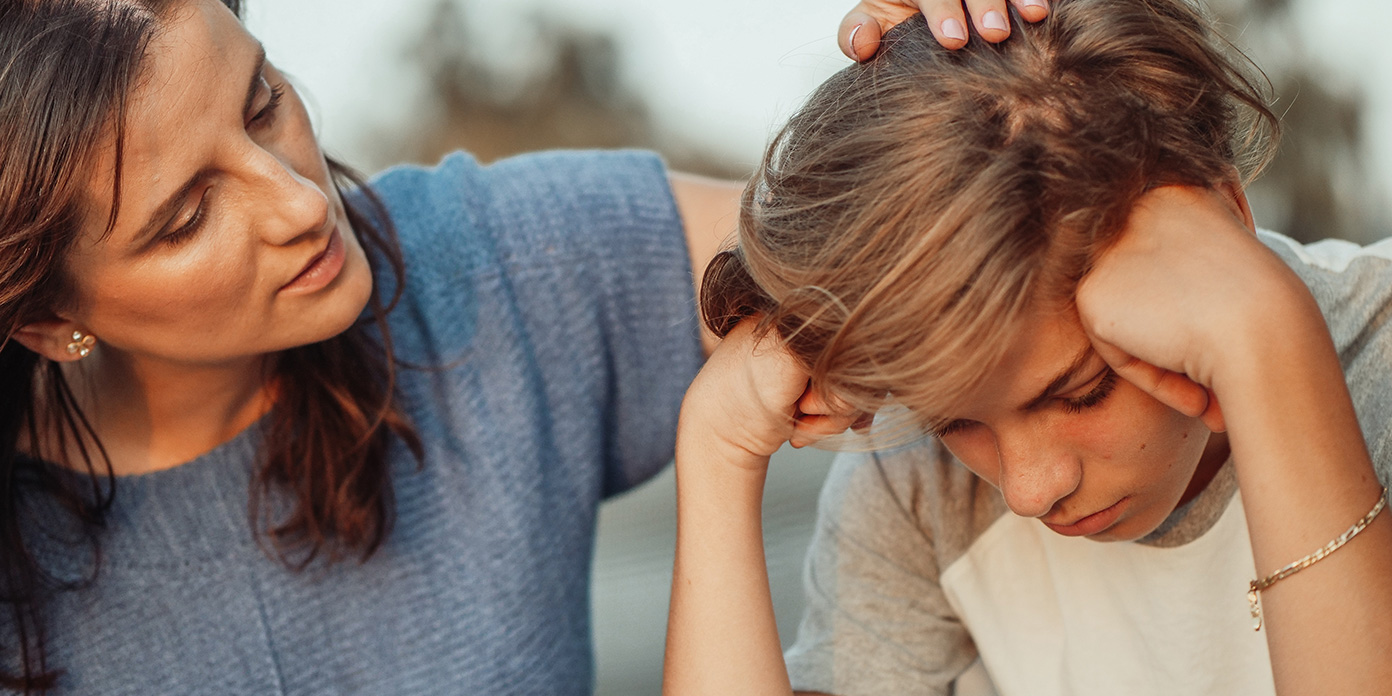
{"left": 1176, "top": 431, "right": 1230, "bottom": 509}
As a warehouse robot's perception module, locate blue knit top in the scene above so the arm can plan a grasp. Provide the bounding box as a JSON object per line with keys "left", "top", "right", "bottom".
{"left": 25, "top": 151, "right": 701, "bottom": 695}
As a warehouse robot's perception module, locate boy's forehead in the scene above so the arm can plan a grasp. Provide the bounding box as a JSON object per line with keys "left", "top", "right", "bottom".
{"left": 957, "top": 309, "right": 1096, "bottom": 413}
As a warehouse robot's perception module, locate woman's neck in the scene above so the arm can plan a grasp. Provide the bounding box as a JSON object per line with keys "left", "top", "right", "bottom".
{"left": 54, "top": 348, "right": 274, "bottom": 476}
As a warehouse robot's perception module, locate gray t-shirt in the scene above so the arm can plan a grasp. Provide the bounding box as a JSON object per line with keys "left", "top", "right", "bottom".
{"left": 785, "top": 231, "right": 1392, "bottom": 696}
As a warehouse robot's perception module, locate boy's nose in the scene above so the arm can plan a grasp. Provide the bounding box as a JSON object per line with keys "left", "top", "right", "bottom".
{"left": 995, "top": 430, "right": 1082, "bottom": 519}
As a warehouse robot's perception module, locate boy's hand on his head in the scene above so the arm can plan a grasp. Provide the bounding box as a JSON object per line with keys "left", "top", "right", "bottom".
{"left": 1075, "top": 185, "right": 1318, "bottom": 430}
{"left": 678, "top": 320, "right": 860, "bottom": 471}
{"left": 839, "top": 0, "right": 1049, "bottom": 60}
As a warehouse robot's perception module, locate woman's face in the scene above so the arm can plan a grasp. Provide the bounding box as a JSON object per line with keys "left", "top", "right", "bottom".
{"left": 61, "top": 0, "right": 372, "bottom": 367}
{"left": 931, "top": 305, "right": 1227, "bottom": 542}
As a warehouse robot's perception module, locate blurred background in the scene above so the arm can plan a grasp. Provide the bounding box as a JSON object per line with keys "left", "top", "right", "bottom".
{"left": 245, "top": 1, "right": 1392, "bottom": 693}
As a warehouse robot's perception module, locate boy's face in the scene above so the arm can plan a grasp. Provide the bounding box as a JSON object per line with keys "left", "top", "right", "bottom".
{"left": 932, "top": 305, "right": 1229, "bottom": 541}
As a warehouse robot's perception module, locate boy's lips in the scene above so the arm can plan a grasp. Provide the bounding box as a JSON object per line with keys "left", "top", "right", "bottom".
{"left": 1042, "top": 497, "right": 1129, "bottom": 537}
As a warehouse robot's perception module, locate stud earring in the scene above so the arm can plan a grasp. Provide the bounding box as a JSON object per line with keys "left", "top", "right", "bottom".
{"left": 66, "top": 330, "right": 97, "bottom": 358}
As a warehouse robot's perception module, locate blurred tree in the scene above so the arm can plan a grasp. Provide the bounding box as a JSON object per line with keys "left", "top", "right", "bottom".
{"left": 370, "top": 0, "right": 741, "bottom": 179}
{"left": 1211, "top": 0, "right": 1386, "bottom": 242}
{"left": 377, "top": 0, "right": 1388, "bottom": 243}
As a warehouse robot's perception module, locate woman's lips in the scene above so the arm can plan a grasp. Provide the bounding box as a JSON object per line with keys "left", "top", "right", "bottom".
{"left": 1042, "top": 497, "right": 1129, "bottom": 537}
{"left": 280, "top": 226, "right": 346, "bottom": 294}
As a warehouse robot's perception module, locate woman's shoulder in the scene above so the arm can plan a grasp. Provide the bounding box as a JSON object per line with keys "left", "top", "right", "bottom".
{"left": 367, "top": 149, "right": 676, "bottom": 268}
{"left": 359, "top": 148, "right": 689, "bottom": 354}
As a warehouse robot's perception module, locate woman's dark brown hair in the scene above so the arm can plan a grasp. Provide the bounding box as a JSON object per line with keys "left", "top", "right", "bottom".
{"left": 0, "top": 0, "right": 421, "bottom": 690}
{"left": 701, "top": 0, "right": 1280, "bottom": 431}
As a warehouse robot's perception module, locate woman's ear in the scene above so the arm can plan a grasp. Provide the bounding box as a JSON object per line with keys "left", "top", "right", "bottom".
{"left": 9, "top": 320, "right": 97, "bottom": 362}
{"left": 1215, "top": 178, "right": 1257, "bottom": 235}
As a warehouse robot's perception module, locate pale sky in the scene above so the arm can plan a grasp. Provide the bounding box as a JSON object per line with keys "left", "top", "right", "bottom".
{"left": 244, "top": 0, "right": 852, "bottom": 171}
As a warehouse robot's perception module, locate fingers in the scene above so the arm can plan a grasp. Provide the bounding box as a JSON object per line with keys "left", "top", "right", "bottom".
{"left": 962, "top": 0, "right": 1051, "bottom": 43}
{"left": 790, "top": 414, "right": 859, "bottom": 448}
{"left": 1200, "top": 388, "right": 1227, "bottom": 433}
{"left": 919, "top": 0, "right": 971, "bottom": 48}
{"left": 959, "top": 0, "right": 1010, "bottom": 44}
{"left": 790, "top": 389, "right": 866, "bottom": 448}
{"left": 839, "top": 10, "right": 884, "bottom": 61}
{"left": 1007, "top": 0, "right": 1049, "bottom": 24}
{"left": 851, "top": 412, "right": 876, "bottom": 433}
{"left": 1092, "top": 339, "right": 1214, "bottom": 422}
{"left": 842, "top": 0, "right": 1053, "bottom": 60}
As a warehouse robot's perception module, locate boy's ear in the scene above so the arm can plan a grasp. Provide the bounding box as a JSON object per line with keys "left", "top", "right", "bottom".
{"left": 9, "top": 320, "right": 96, "bottom": 363}
{"left": 1215, "top": 178, "right": 1257, "bottom": 235}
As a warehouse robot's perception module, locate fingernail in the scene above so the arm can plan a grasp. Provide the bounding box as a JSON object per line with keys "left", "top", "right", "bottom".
{"left": 941, "top": 18, "right": 968, "bottom": 42}
{"left": 848, "top": 23, "right": 862, "bottom": 58}
{"left": 983, "top": 10, "right": 1009, "bottom": 32}
{"left": 1021, "top": 0, "right": 1047, "bottom": 8}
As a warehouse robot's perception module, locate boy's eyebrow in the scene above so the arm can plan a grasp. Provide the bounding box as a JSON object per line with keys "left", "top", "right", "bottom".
{"left": 1019, "top": 345, "right": 1097, "bottom": 411}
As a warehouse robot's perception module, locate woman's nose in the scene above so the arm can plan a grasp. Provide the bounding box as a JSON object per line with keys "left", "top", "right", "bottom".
{"left": 994, "top": 428, "right": 1082, "bottom": 518}
{"left": 250, "top": 150, "right": 331, "bottom": 245}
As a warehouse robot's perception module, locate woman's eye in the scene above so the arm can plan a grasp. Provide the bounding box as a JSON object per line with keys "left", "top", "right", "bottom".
{"left": 161, "top": 191, "right": 210, "bottom": 247}
{"left": 249, "top": 82, "right": 285, "bottom": 128}
{"left": 1060, "top": 368, "right": 1119, "bottom": 414}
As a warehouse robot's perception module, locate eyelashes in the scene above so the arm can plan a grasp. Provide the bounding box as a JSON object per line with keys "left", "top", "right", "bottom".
{"left": 1060, "top": 368, "right": 1119, "bottom": 414}
{"left": 250, "top": 82, "right": 285, "bottom": 128}
{"left": 161, "top": 188, "right": 209, "bottom": 247}
{"left": 931, "top": 419, "right": 968, "bottom": 439}
{"left": 929, "top": 368, "right": 1121, "bottom": 439}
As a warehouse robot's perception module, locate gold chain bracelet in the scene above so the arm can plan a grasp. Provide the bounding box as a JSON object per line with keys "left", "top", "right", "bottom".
{"left": 1247, "top": 486, "right": 1388, "bottom": 631}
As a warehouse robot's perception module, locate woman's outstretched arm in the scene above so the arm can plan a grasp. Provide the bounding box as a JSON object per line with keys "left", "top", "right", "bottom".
{"left": 1078, "top": 185, "right": 1392, "bottom": 695}
{"left": 669, "top": 174, "right": 743, "bottom": 356}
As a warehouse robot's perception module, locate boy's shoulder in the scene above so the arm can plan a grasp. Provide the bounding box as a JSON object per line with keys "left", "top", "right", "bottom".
{"left": 1258, "top": 230, "right": 1392, "bottom": 487}
{"left": 824, "top": 439, "right": 1011, "bottom": 575}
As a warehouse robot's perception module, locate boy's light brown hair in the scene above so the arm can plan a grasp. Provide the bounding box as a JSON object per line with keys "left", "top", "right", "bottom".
{"left": 700, "top": 0, "right": 1280, "bottom": 431}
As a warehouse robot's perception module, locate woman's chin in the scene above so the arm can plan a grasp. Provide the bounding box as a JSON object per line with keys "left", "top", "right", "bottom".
{"left": 321, "top": 235, "right": 376, "bottom": 337}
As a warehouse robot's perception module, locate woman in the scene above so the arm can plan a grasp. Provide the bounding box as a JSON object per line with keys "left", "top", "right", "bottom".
{"left": 0, "top": 0, "right": 1023, "bottom": 692}
{"left": 666, "top": 2, "right": 1392, "bottom": 695}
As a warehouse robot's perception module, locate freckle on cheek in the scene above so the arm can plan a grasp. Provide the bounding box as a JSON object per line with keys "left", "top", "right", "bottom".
{"left": 1140, "top": 443, "right": 1146, "bottom": 451}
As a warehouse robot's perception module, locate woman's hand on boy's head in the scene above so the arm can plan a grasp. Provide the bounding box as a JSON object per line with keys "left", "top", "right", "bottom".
{"left": 839, "top": 0, "right": 1049, "bottom": 60}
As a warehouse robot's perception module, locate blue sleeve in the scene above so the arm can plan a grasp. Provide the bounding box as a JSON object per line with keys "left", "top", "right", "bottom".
{"left": 369, "top": 150, "right": 702, "bottom": 497}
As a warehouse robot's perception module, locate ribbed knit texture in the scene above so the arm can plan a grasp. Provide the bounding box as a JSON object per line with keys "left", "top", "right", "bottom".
{"left": 22, "top": 150, "right": 701, "bottom": 695}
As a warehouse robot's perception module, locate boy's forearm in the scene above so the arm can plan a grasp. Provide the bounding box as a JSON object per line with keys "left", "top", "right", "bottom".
{"left": 663, "top": 432, "right": 793, "bottom": 696}
{"left": 1218, "top": 288, "right": 1392, "bottom": 694}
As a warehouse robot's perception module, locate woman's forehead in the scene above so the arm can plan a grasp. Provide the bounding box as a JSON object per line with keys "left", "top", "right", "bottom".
{"left": 83, "top": 0, "right": 258, "bottom": 244}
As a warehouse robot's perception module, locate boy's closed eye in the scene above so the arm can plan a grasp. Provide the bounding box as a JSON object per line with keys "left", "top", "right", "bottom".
{"left": 930, "top": 365, "right": 1121, "bottom": 439}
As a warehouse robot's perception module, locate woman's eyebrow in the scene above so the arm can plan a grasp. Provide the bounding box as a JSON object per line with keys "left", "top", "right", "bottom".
{"left": 1019, "top": 344, "right": 1096, "bottom": 411}
{"left": 241, "top": 43, "right": 267, "bottom": 118}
